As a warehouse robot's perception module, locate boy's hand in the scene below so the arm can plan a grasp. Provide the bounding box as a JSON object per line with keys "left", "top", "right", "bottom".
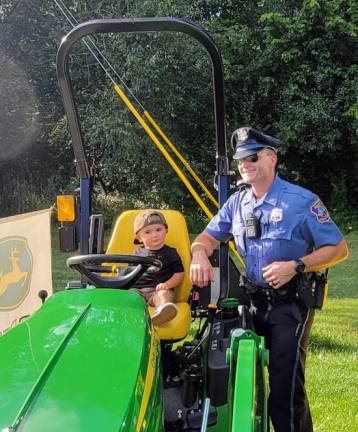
{"left": 156, "top": 283, "right": 169, "bottom": 291}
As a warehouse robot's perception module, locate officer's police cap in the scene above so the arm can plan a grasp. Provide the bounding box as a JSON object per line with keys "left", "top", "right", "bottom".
{"left": 231, "top": 127, "right": 280, "bottom": 160}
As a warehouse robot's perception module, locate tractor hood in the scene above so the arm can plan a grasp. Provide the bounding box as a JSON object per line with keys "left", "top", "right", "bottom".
{"left": 0, "top": 289, "right": 161, "bottom": 431}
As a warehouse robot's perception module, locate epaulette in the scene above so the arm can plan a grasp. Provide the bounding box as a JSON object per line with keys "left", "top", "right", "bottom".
{"left": 228, "top": 180, "right": 251, "bottom": 198}
{"left": 236, "top": 180, "right": 251, "bottom": 192}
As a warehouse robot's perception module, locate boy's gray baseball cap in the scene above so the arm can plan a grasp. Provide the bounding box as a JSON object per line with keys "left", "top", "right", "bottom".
{"left": 134, "top": 209, "right": 168, "bottom": 240}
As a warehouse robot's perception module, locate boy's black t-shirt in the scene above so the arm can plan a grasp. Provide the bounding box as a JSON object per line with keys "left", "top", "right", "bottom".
{"left": 132, "top": 245, "right": 184, "bottom": 289}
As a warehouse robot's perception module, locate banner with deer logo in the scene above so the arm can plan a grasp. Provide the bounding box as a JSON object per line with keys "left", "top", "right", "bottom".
{"left": 0, "top": 209, "right": 52, "bottom": 334}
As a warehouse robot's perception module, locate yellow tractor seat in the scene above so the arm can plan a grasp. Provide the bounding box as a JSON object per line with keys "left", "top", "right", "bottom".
{"left": 106, "top": 209, "right": 192, "bottom": 340}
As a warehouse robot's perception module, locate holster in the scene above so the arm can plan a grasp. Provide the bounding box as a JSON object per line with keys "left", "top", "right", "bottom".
{"left": 294, "top": 272, "right": 328, "bottom": 309}
{"left": 312, "top": 272, "right": 329, "bottom": 309}
{"left": 295, "top": 273, "right": 315, "bottom": 308}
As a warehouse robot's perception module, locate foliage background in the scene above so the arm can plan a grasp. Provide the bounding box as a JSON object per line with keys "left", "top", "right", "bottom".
{"left": 1, "top": 2, "right": 357, "bottom": 430}
{"left": 0, "top": 0, "right": 357, "bottom": 232}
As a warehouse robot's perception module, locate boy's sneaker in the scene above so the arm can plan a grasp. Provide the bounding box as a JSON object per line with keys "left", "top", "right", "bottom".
{"left": 151, "top": 302, "right": 178, "bottom": 326}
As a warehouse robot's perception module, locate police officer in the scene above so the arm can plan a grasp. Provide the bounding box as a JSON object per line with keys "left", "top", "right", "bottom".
{"left": 190, "top": 127, "right": 348, "bottom": 432}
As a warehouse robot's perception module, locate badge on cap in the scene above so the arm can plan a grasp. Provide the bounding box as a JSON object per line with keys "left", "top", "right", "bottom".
{"left": 270, "top": 208, "right": 283, "bottom": 223}
{"left": 311, "top": 199, "right": 330, "bottom": 223}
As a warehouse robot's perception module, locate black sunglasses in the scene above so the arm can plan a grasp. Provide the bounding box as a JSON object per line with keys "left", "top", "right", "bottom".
{"left": 237, "top": 153, "right": 259, "bottom": 164}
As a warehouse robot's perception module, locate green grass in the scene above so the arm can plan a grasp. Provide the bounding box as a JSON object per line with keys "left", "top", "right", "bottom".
{"left": 51, "top": 225, "right": 358, "bottom": 431}
{"left": 307, "top": 299, "right": 358, "bottom": 431}
{"left": 327, "top": 230, "right": 358, "bottom": 299}
{"left": 305, "top": 231, "right": 358, "bottom": 431}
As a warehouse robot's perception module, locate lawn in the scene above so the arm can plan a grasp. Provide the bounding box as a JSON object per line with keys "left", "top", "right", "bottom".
{"left": 52, "top": 226, "right": 358, "bottom": 431}
{"left": 306, "top": 231, "right": 358, "bottom": 431}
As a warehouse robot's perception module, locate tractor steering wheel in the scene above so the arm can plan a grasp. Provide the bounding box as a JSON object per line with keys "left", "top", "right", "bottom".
{"left": 66, "top": 254, "right": 162, "bottom": 289}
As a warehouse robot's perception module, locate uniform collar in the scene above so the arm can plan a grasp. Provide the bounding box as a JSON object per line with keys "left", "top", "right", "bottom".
{"left": 264, "top": 175, "right": 284, "bottom": 206}
{"left": 242, "top": 175, "right": 283, "bottom": 206}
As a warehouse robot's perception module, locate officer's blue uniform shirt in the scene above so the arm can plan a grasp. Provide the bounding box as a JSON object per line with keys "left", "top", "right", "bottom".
{"left": 206, "top": 176, "right": 343, "bottom": 286}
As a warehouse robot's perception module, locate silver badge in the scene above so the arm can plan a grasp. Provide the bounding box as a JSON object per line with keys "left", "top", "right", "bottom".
{"left": 270, "top": 208, "right": 283, "bottom": 223}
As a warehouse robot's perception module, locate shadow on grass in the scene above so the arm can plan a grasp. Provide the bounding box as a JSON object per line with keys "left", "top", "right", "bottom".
{"left": 309, "top": 334, "right": 357, "bottom": 353}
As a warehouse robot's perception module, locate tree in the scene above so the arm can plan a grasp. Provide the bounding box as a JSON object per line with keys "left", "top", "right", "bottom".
{"left": 209, "top": 0, "right": 358, "bottom": 207}
{"left": 0, "top": 0, "right": 357, "bottom": 220}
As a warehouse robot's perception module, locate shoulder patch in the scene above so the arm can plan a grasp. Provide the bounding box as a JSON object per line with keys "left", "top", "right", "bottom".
{"left": 310, "top": 199, "right": 330, "bottom": 223}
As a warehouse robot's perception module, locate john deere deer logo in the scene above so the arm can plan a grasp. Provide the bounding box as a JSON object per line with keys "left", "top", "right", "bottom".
{"left": 0, "top": 237, "right": 32, "bottom": 310}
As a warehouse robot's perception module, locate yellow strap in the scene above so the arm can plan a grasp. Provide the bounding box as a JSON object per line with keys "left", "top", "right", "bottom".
{"left": 113, "top": 84, "right": 245, "bottom": 267}
{"left": 143, "top": 111, "right": 218, "bottom": 208}
{"left": 114, "top": 84, "right": 212, "bottom": 217}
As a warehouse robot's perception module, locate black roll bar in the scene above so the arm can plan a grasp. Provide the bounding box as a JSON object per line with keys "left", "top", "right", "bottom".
{"left": 56, "top": 17, "right": 230, "bottom": 296}
{"left": 56, "top": 17, "right": 228, "bottom": 179}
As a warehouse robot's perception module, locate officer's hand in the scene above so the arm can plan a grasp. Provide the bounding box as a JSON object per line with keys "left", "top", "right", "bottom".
{"left": 262, "top": 261, "right": 296, "bottom": 289}
{"left": 190, "top": 251, "right": 214, "bottom": 288}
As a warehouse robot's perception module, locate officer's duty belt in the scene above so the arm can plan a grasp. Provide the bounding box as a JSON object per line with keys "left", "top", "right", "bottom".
{"left": 240, "top": 275, "right": 299, "bottom": 311}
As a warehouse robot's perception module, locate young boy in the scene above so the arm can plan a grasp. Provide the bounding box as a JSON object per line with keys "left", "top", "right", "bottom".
{"left": 131, "top": 209, "right": 184, "bottom": 326}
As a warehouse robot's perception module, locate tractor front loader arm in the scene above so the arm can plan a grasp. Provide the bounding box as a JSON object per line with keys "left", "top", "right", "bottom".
{"left": 226, "top": 330, "right": 269, "bottom": 432}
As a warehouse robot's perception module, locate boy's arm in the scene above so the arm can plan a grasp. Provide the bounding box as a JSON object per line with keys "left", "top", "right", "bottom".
{"left": 156, "top": 272, "right": 184, "bottom": 291}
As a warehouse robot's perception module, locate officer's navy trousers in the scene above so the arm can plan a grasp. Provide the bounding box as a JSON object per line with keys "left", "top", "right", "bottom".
{"left": 254, "top": 302, "right": 315, "bottom": 432}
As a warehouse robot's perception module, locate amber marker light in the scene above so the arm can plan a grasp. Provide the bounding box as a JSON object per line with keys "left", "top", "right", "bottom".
{"left": 57, "top": 195, "right": 76, "bottom": 222}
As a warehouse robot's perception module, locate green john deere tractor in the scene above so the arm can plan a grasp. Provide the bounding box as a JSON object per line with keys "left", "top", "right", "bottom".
{"left": 0, "top": 18, "right": 269, "bottom": 431}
